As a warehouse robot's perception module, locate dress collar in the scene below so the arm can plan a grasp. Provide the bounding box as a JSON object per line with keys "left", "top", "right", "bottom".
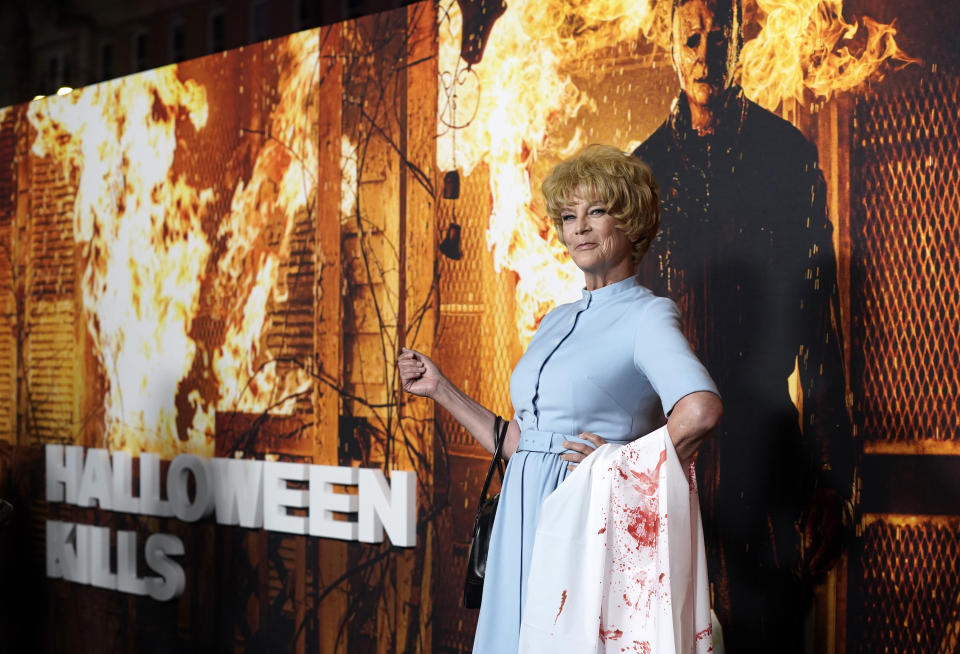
{"left": 580, "top": 275, "right": 640, "bottom": 304}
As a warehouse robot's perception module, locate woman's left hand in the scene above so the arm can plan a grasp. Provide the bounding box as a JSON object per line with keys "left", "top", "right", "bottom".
{"left": 561, "top": 432, "right": 607, "bottom": 470}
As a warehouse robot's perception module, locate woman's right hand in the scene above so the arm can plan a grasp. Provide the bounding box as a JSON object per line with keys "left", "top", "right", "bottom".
{"left": 397, "top": 347, "right": 444, "bottom": 398}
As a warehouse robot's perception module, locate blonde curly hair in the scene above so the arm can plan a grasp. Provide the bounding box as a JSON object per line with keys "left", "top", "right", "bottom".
{"left": 542, "top": 144, "right": 661, "bottom": 264}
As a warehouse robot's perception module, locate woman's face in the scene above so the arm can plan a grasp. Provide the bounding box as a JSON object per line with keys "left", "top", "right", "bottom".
{"left": 560, "top": 191, "right": 634, "bottom": 279}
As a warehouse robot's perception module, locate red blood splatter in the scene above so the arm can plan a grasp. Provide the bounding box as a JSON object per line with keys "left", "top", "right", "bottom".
{"left": 696, "top": 625, "right": 713, "bottom": 641}
{"left": 658, "top": 572, "right": 665, "bottom": 583}
{"left": 632, "top": 641, "right": 652, "bottom": 654}
{"left": 598, "top": 527, "right": 606, "bottom": 534}
{"left": 622, "top": 592, "right": 633, "bottom": 607}
{"left": 598, "top": 626, "right": 623, "bottom": 642}
{"left": 554, "top": 589, "right": 567, "bottom": 625}
{"left": 617, "top": 465, "right": 628, "bottom": 479}
{"left": 629, "top": 449, "right": 667, "bottom": 494}
{"left": 688, "top": 459, "right": 699, "bottom": 492}
{"left": 622, "top": 450, "right": 667, "bottom": 549}
{"left": 626, "top": 504, "right": 659, "bottom": 549}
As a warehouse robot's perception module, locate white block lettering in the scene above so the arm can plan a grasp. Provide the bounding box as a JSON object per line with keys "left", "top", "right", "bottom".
{"left": 358, "top": 469, "right": 416, "bottom": 547}
{"left": 210, "top": 458, "right": 264, "bottom": 528}
{"left": 167, "top": 455, "right": 214, "bottom": 522}
{"left": 77, "top": 448, "right": 114, "bottom": 510}
{"left": 45, "top": 445, "right": 83, "bottom": 504}
{"left": 308, "top": 465, "right": 359, "bottom": 541}
{"left": 263, "top": 461, "right": 309, "bottom": 535}
{"left": 89, "top": 525, "right": 118, "bottom": 589}
{"left": 117, "top": 530, "right": 148, "bottom": 595}
{"left": 139, "top": 453, "right": 173, "bottom": 517}
{"left": 145, "top": 533, "right": 186, "bottom": 601}
{"left": 45, "top": 520, "right": 91, "bottom": 584}
{"left": 112, "top": 452, "right": 140, "bottom": 514}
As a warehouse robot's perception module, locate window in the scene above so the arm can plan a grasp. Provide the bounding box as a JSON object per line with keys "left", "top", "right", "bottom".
{"left": 249, "top": 1, "right": 268, "bottom": 43}
{"left": 208, "top": 8, "right": 225, "bottom": 54}
{"left": 132, "top": 30, "right": 149, "bottom": 72}
{"left": 170, "top": 18, "right": 186, "bottom": 63}
{"left": 99, "top": 41, "right": 114, "bottom": 80}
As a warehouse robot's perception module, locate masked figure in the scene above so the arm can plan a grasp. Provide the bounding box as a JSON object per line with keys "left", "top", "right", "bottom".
{"left": 633, "top": 0, "right": 854, "bottom": 651}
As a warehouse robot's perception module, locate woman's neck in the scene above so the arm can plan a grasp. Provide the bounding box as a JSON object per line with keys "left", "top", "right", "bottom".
{"left": 582, "top": 262, "right": 635, "bottom": 291}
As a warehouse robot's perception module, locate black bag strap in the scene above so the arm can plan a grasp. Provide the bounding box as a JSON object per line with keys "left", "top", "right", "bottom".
{"left": 478, "top": 416, "right": 508, "bottom": 504}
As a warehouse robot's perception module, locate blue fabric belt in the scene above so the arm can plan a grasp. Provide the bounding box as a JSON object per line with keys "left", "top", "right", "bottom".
{"left": 516, "top": 429, "right": 632, "bottom": 454}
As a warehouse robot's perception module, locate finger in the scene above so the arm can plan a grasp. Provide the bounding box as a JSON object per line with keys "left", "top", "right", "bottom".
{"left": 398, "top": 365, "right": 416, "bottom": 378}
{"left": 398, "top": 348, "right": 422, "bottom": 361}
{"left": 397, "top": 367, "right": 418, "bottom": 381}
{"left": 580, "top": 432, "right": 607, "bottom": 446}
{"left": 561, "top": 440, "right": 593, "bottom": 454}
{"left": 560, "top": 452, "right": 586, "bottom": 462}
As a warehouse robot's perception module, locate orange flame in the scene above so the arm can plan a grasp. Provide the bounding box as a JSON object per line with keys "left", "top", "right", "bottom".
{"left": 212, "top": 31, "right": 319, "bottom": 417}
{"left": 341, "top": 134, "right": 359, "bottom": 221}
{"left": 439, "top": 0, "right": 913, "bottom": 346}
{"left": 25, "top": 32, "right": 323, "bottom": 457}
{"left": 27, "top": 68, "right": 213, "bottom": 457}
{"left": 438, "top": 0, "right": 670, "bottom": 345}
{"left": 739, "top": 0, "right": 918, "bottom": 111}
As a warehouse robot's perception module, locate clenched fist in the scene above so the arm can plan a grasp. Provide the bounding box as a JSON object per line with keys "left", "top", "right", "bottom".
{"left": 397, "top": 347, "right": 445, "bottom": 399}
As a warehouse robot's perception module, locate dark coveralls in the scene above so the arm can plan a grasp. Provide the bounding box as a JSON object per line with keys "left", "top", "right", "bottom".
{"left": 634, "top": 86, "right": 853, "bottom": 653}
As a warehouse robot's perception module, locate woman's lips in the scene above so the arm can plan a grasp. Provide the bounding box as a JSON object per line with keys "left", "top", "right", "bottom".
{"left": 575, "top": 242, "right": 597, "bottom": 251}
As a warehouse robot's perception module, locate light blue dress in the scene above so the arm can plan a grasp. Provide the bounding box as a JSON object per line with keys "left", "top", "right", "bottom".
{"left": 472, "top": 275, "right": 718, "bottom": 653}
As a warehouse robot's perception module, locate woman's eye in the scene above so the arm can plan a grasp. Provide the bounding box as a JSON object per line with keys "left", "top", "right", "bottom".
{"left": 590, "top": 208, "right": 606, "bottom": 216}
{"left": 561, "top": 214, "right": 575, "bottom": 221}
{"left": 686, "top": 33, "right": 701, "bottom": 49}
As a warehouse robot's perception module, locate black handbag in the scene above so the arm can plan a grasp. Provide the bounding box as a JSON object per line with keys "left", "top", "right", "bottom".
{"left": 463, "top": 415, "right": 508, "bottom": 609}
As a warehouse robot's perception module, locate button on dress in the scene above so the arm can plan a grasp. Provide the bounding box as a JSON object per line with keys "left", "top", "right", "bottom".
{"left": 472, "top": 275, "right": 718, "bottom": 654}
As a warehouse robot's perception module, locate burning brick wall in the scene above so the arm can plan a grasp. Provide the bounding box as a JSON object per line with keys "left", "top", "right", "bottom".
{"left": 0, "top": 108, "right": 19, "bottom": 442}
{"left": 0, "top": 4, "right": 438, "bottom": 652}
{"left": 10, "top": 108, "right": 81, "bottom": 448}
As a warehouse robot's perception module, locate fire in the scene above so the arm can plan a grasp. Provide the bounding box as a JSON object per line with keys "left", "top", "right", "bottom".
{"left": 28, "top": 68, "right": 214, "bottom": 457}
{"left": 740, "top": 0, "right": 919, "bottom": 111}
{"left": 25, "top": 31, "right": 322, "bottom": 457}
{"left": 212, "top": 31, "right": 319, "bottom": 418}
{"left": 438, "top": 0, "right": 668, "bottom": 345}
{"left": 341, "top": 135, "right": 359, "bottom": 221}
{"left": 439, "top": 0, "right": 912, "bottom": 346}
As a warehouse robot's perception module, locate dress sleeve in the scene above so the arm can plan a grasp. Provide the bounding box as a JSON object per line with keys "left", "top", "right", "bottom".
{"left": 633, "top": 296, "right": 719, "bottom": 415}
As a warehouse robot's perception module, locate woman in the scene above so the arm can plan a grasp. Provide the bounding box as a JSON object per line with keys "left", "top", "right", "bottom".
{"left": 398, "top": 144, "right": 722, "bottom": 653}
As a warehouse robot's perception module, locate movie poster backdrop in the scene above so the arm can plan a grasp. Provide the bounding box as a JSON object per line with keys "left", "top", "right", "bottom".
{"left": 0, "top": 0, "right": 957, "bottom": 652}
